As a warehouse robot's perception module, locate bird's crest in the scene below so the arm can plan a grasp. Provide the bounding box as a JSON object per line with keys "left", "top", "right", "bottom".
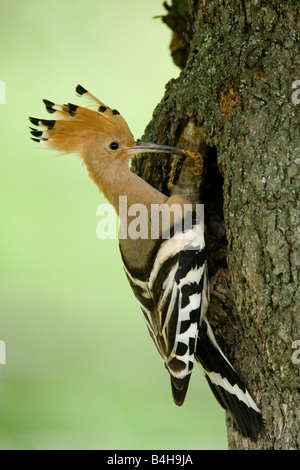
{"left": 29, "top": 85, "right": 134, "bottom": 156}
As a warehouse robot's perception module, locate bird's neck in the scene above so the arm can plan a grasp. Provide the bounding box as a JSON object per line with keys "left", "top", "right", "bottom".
{"left": 84, "top": 155, "right": 168, "bottom": 217}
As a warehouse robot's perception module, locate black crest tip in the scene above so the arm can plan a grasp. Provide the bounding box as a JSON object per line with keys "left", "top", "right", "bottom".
{"left": 40, "top": 119, "right": 55, "bottom": 129}
{"left": 76, "top": 84, "right": 88, "bottom": 96}
{"left": 29, "top": 116, "right": 40, "bottom": 126}
{"left": 43, "top": 99, "right": 56, "bottom": 114}
{"left": 43, "top": 99, "right": 54, "bottom": 107}
{"left": 67, "top": 103, "right": 78, "bottom": 116}
{"left": 30, "top": 129, "right": 43, "bottom": 137}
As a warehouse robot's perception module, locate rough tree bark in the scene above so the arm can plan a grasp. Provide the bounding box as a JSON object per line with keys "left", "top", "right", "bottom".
{"left": 132, "top": 0, "right": 300, "bottom": 450}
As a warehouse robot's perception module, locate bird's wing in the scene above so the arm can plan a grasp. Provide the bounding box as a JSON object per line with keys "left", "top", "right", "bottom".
{"left": 121, "top": 215, "right": 208, "bottom": 406}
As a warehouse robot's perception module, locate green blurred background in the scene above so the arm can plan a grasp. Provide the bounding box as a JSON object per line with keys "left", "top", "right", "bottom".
{"left": 0, "top": 0, "right": 227, "bottom": 450}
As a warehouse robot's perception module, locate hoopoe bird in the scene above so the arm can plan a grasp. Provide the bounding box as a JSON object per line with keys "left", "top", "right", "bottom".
{"left": 29, "top": 85, "right": 263, "bottom": 439}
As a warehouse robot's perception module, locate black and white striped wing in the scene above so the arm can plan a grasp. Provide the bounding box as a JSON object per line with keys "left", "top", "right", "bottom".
{"left": 120, "top": 223, "right": 263, "bottom": 438}
{"left": 122, "top": 225, "right": 208, "bottom": 406}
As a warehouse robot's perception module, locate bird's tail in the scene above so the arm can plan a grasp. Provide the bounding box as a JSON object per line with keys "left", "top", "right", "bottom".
{"left": 29, "top": 85, "right": 131, "bottom": 156}
{"left": 195, "top": 319, "right": 263, "bottom": 440}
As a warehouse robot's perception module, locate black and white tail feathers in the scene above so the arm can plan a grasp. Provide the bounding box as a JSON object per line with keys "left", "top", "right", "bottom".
{"left": 195, "top": 319, "right": 263, "bottom": 440}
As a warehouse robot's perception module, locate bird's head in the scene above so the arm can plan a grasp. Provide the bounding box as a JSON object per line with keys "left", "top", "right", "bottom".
{"left": 29, "top": 85, "right": 200, "bottom": 167}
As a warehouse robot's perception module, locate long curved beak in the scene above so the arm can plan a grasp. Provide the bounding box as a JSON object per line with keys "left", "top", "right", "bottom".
{"left": 126, "top": 141, "right": 195, "bottom": 158}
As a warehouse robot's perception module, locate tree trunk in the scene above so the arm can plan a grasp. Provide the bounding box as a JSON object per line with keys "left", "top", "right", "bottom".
{"left": 132, "top": 0, "right": 300, "bottom": 450}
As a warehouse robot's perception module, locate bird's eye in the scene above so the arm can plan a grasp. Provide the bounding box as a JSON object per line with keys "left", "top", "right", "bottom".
{"left": 109, "top": 141, "right": 120, "bottom": 150}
